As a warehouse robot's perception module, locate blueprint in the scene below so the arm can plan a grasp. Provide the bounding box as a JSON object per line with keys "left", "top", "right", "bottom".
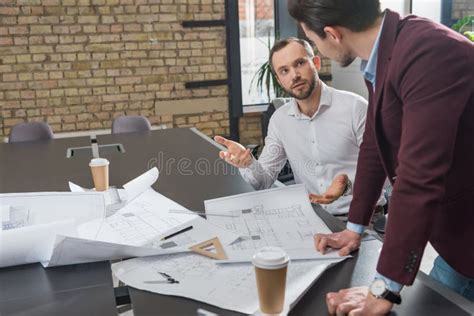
{"left": 113, "top": 252, "right": 346, "bottom": 314}
{"left": 79, "top": 188, "right": 238, "bottom": 251}
{"left": 205, "top": 185, "right": 345, "bottom": 262}
{"left": 0, "top": 168, "right": 237, "bottom": 268}
{"left": 43, "top": 235, "right": 185, "bottom": 267}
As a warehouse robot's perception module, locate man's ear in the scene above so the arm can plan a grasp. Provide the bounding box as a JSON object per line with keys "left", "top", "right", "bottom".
{"left": 273, "top": 71, "right": 283, "bottom": 87}
{"left": 323, "top": 26, "right": 343, "bottom": 43}
{"left": 312, "top": 55, "right": 321, "bottom": 71}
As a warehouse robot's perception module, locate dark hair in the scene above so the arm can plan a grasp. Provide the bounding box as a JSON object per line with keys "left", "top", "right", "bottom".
{"left": 288, "top": 0, "right": 382, "bottom": 38}
{"left": 269, "top": 37, "right": 314, "bottom": 74}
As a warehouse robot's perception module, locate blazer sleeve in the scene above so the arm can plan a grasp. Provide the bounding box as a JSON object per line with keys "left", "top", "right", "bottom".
{"left": 376, "top": 34, "right": 473, "bottom": 285}
{"left": 347, "top": 86, "right": 387, "bottom": 226}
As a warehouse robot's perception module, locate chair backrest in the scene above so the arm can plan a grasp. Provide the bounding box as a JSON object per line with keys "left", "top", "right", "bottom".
{"left": 8, "top": 122, "right": 54, "bottom": 143}
{"left": 111, "top": 115, "right": 151, "bottom": 134}
{"left": 260, "top": 97, "right": 294, "bottom": 184}
{"left": 261, "top": 97, "right": 293, "bottom": 140}
{"left": 272, "top": 97, "right": 293, "bottom": 110}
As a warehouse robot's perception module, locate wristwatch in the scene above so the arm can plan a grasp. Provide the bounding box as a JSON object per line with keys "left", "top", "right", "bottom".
{"left": 342, "top": 178, "right": 352, "bottom": 196}
{"left": 369, "top": 279, "right": 402, "bottom": 305}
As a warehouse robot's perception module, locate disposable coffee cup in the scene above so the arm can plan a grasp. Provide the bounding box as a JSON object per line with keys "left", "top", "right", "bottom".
{"left": 252, "top": 247, "right": 290, "bottom": 314}
{"left": 89, "top": 158, "right": 109, "bottom": 192}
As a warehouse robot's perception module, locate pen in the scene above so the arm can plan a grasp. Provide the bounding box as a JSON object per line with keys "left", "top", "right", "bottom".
{"left": 160, "top": 225, "right": 193, "bottom": 240}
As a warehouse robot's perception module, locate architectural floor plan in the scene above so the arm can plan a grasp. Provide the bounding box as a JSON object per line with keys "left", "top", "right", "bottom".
{"left": 205, "top": 185, "right": 344, "bottom": 262}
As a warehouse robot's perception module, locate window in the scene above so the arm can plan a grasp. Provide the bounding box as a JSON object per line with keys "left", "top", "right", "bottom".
{"left": 238, "top": 0, "right": 276, "bottom": 106}
{"left": 381, "top": 0, "right": 442, "bottom": 22}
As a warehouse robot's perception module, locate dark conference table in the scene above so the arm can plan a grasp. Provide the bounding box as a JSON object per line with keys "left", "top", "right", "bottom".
{"left": 0, "top": 128, "right": 472, "bottom": 316}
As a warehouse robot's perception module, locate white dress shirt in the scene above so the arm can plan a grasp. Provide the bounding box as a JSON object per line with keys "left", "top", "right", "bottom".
{"left": 240, "top": 82, "right": 382, "bottom": 215}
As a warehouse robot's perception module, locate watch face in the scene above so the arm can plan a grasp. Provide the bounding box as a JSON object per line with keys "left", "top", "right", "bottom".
{"left": 370, "top": 279, "right": 386, "bottom": 296}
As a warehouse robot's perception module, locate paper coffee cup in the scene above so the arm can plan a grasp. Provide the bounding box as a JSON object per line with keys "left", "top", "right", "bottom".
{"left": 252, "top": 247, "right": 290, "bottom": 314}
{"left": 89, "top": 158, "right": 109, "bottom": 192}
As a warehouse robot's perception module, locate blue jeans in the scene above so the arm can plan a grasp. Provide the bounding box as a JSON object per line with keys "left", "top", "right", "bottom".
{"left": 429, "top": 256, "right": 474, "bottom": 302}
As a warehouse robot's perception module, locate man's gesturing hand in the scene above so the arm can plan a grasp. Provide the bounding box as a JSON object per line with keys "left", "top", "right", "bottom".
{"left": 309, "top": 174, "right": 349, "bottom": 204}
{"left": 314, "top": 229, "right": 361, "bottom": 256}
{"left": 214, "top": 135, "right": 253, "bottom": 168}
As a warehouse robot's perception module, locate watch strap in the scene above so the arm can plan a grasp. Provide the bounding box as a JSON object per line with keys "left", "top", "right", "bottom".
{"left": 381, "top": 290, "right": 402, "bottom": 305}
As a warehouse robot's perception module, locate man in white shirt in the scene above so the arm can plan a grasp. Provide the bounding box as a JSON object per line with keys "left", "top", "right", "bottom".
{"left": 215, "top": 37, "right": 380, "bottom": 215}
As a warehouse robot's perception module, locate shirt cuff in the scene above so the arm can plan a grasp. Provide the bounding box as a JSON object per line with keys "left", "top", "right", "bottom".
{"left": 238, "top": 157, "right": 262, "bottom": 188}
{"left": 374, "top": 272, "right": 404, "bottom": 293}
{"left": 243, "top": 156, "right": 258, "bottom": 171}
{"left": 346, "top": 221, "right": 365, "bottom": 235}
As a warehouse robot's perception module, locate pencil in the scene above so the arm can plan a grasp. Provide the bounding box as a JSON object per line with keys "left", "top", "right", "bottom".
{"left": 160, "top": 225, "right": 193, "bottom": 240}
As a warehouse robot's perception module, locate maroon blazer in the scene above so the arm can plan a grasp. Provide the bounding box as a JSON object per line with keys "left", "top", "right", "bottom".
{"left": 348, "top": 10, "right": 474, "bottom": 285}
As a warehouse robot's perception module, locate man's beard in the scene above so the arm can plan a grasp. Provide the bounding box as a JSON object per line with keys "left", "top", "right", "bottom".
{"left": 338, "top": 52, "right": 356, "bottom": 68}
{"left": 286, "top": 74, "right": 317, "bottom": 100}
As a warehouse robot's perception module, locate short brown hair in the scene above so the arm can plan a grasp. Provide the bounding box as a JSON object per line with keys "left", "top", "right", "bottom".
{"left": 288, "top": 0, "right": 382, "bottom": 38}
{"left": 269, "top": 37, "right": 314, "bottom": 74}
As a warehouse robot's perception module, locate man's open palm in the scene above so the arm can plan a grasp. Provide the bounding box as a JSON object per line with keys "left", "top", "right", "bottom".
{"left": 310, "top": 174, "right": 348, "bottom": 204}
{"left": 214, "top": 135, "right": 253, "bottom": 168}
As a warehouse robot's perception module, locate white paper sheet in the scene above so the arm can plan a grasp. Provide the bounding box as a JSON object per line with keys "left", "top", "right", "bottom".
{"left": 0, "top": 192, "right": 106, "bottom": 268}
{"left": 113, "top": 253, "right": 346, "bottom": 314}
{"left": 79, "top": 188, "right": 238, "bottom": 251}
{"left": 0, "top": 191, "right": 106, "bottom": 230}
{"left": 205, "top": 185, "right": 347, "bottom": 262}
{"left": 0, "top": 220, "right": 77, "bottom": 268}
{"left": 1, "top": 204, "right": 10, "bottom": 222}
{"left": 43, "top": 235, "right": 185, "bottom": 267}
{"left": 0, "top": 168, "right": 237, "bottom": 268}
{"left": 69, "top": 168, "right": 159, "bottom": 214}
{"left": 123, "top": 167, "right": 159, "bottom": 202}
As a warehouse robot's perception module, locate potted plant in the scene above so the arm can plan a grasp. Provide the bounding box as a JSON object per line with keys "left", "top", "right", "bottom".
{"left": 451, "top": 15, "right": 474, "bottom": 41}
{"left": 250, "top": 35, "right": 289, "bottom": 103}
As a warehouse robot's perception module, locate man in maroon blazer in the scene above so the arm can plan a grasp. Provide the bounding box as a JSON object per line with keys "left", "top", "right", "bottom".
{"left": 288, "top": 0, "right": 474, "bottom": 314}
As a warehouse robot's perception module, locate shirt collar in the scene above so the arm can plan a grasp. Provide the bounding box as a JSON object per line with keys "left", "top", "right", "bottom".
{"left": 360, "top": 14, "right": 386, "bottom": 86}
{"left": 287, "top": 81, "right": 332, "bottom": 119}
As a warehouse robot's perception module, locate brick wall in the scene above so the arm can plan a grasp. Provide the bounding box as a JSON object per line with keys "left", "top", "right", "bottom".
{"left": 452, "top": 0, "right": 474, "bottom": 20}
{"left": 0, "top": 0, "right": 332, "bottom": 146}
{"left": 0, "top": 0, "right": 230, "bottom": 139}
{"left": 173, "top": 111, "right": 229, "bottom": 137}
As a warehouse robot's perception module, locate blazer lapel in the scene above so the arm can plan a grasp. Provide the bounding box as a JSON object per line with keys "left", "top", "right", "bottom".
{"left": 373, "top": 10, "right": 401, "bottom": 111}
{"left": 369, "top": 10, "right": 401, "bottom": 182}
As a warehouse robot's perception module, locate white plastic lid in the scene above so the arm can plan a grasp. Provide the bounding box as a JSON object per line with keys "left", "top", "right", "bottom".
{"left": 252, "top": 246, "right": 290, "bottom": 270}
{"left": 89, "top": 158, "right": 110, "bottom": 167}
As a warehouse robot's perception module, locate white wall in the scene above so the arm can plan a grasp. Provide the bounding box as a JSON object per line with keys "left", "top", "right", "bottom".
{"left": 331, "top": 59, "right": 369, "bottom": 100}
{"left": 412, "top": 0, "right": 442, "bottom": 22}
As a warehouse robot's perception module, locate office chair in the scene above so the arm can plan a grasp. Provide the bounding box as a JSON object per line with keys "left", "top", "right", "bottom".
{"left": 255, "top": 97, "right": 294, "bottom": 184}
{"left": 111, "top": 115, "right": 152, "bottom": 134}
{"left": 261, "top": 97, "right": 293, "bottom": 140}
{"left": 8, "top": 122, "right": 54, "bottom": 143}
